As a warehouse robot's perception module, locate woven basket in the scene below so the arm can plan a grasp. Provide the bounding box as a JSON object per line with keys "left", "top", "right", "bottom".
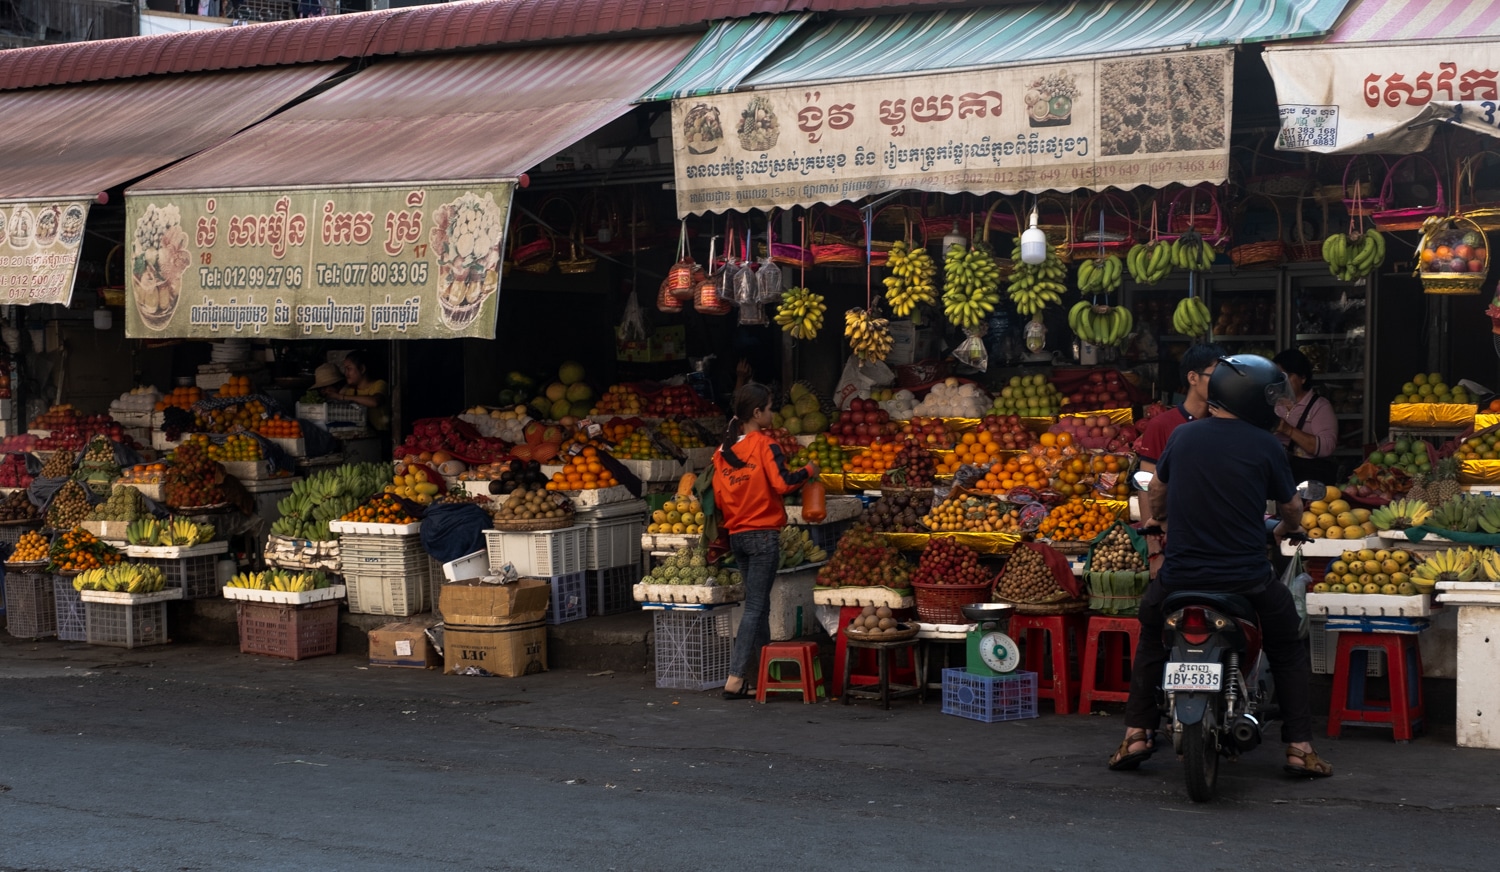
{"left": 766, "top": 209, "right": 815, "bottom": 268}
{"left": 1288, "top": 190, "right": 1327, "bottom": 262}
{"left": 1372, "top": 154, "right": 1446, "bottom": 232}
{"left": 1339, "top": 154, "right": 1389, "bottom": 214}
{"left": 1229, "top": 194, "right": 1286, "bottom": 268}
{"left": 1033, "top": 196, "right": 1075, "bottom": 263}
{"left": 845, "top": 623, "right": 920, "bottom": 642}
{"left": 1458, "top": 150, "right": 1500, "bottom": 231}
{"left": 1418, "top": 214, "right": 1488, "bottom": 295}
{"left": 811, "top": 208, "right": 865, "bottom": 266}
{"left": 911, "top": 578, "right": 995, "bottom": 624}
{"left": 491, "top": 514, "right": 575, "bottom": 532}
{"left": 505, "top": 223, "right": 554, "bottom": 274}
{"left": 1070, "top": 191, "right": 1138, "bottom": 256}
{"left": 1003, "top": 597, "right": 1089, "bottom": 615}
{"left": 1163, "top": 184, "right": 1229, "bottom": 246}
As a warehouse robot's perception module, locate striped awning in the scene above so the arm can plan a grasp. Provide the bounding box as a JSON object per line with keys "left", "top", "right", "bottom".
{"left": 639, "top": 13, "right": 811, "bottom": 102}
{"left": 741, "top": 0, "right": 1352, "bottom": 88}
{"left": 1322, "top": 0, "right": 1500, "bottom": 43}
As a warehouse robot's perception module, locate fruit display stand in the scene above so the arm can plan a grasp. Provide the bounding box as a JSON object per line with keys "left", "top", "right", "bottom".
{"left": 878, "top": 531, "right": 1020, "bottom": 555}
{"left": 328, "top": 519, "right": 422, "bottom": 536}
{"left": 0, "top": 518, "right": 42, "bottom": 547}
{"left": 79, "top": 588, "right": 182, "bottom": 648}
{"left": 1280, "top": 536, "right": 1383, "bottom": 558}
{"left": 235, "top": 599, "right": 340, "bottom": 660}
{"left": 728, "top": 565, "right": 823, "bottom": 641}
{"left": 633, "top": 581, "right": 744, "bottom": 605}
{"left": 1434, "top": 581, "right": 1500, "bottom": 748}
{"left": 125, "top": 541, "right": 229, "bottom": 599}
{"left": 3, "top": 563, "right": 55, "bottom": 638}
{"left": 340, "top": 533, "right": 430, "bottom": 617}
{"left": 1307, "top": 591, "right": 1434, "bottom": 618}
{"left": 1388, "top": 404, "right": 1475, "bottom": 429}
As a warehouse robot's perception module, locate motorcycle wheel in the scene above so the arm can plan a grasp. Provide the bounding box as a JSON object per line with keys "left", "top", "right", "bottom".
{"left": 1182, "top": 721, "right": 1219, "bottom": 803}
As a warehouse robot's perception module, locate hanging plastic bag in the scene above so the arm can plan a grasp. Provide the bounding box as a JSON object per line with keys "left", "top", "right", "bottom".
{"left": 755, "top": 248, "right": 783, "bottom": 303}
{"left": 694, "top": 236, "right": 732, "bottom": 315}
{"left": 733, "top": 229, "right": 766, "bottom": 324}
{"left": 620, "top": 286, "right": 647, "bottom": 340}
{"left": 953, "top": 327, "right": 990, "bottom": 372}
{"left": 667, "top": 219, "right": 697, "bottom": 301}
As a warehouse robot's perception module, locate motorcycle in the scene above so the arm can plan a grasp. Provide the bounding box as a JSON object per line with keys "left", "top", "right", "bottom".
{"left": 1131, "top": 470, "right": 1321, "bottom": 802}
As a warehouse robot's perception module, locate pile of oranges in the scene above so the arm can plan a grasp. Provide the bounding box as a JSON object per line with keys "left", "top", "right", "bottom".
{"left": 1050, "top": 453, "right": 1130, "bottom": 499}
{"left": 8, "top": 530, "right": 49, "bottom": 563}
{"left": 601, "top": 420, "right": 637, "bottom": 444}
{"left": 340, "top": 493, "right": 418, "bottom": 525}
{"left": 938, "top": 430, "right": 1010, "bottom": 475}
{"left": 844, "top": 439, "right": 904, "bottom": 474}
{"left": 195, "top": 400, "right": 269, "bottom": 433}
{"left": 181, "top": 433, "right": 263, "bottom": 462}
{"left": 1038, "top": 501, "right": 1120, "bottom": 543}
{"left": 118, "top": 462, "right": 167, "bottom": 484}
{"left": 155, "top": 386, "right": 204, "bottom": 411}
{"left": 973, "top": 453, "right": 1059, "bottom": 494}
{"left": 255, "top": 415, "right": 302, "bottom": 439}
{"left": 216, "top": 376, "right": 255, "bottom": 398}
{"left": 657, "top": 419, "right": 704, "bottom": 449}
{"left": 547, "top": 446, "right": 619, "bottom": 491}
{"left": 49, "top": 528, "right": 123, "bottom": 573}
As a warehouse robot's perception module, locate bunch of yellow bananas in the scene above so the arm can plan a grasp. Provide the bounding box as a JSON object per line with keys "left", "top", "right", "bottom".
{"left": 1171, "top": 297, "right": 1212, "bottom": 337}
{"left": 1002, "top": 239, "right": 1065, "bottom": 317}
{"left": 942, "top": 242, "right": 1003, "bottom": 328}
{"left": 883, "top": 240, "right": 936, "bottom": 317}
{"left": 1170, "top": 232, "right": 1217, "bottom": 272}
{"left": 73, "top": 563, "right": 167, "bottom": 594}
{"left": 1069, "top": 302, "right": 1134, "bottom": 347}
{"left": 844, "top": 308, "right": 894, "bottom": 363}
{"left": 774, "top": 286, "right": 826, "bottom": 340}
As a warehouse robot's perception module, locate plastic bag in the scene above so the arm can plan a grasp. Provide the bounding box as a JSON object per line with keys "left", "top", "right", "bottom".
{"left": 953, "top": 327, "right": 989, "bottom": 372}
{"left": 755, "top": 256, "right": 783, "bottom": 303}
{"left": 619, "top": 289, "right": 646, "bottom": 341}
{"left": 834, "top": 354, "right": 894, "bottom": 410}
{"left": 1282, "top": 545, "right": 1312, "bottom": 638}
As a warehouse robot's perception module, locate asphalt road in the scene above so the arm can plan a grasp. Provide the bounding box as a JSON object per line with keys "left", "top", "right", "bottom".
{"left": 2, "top": 641, "right": 1497, "bottom": 871}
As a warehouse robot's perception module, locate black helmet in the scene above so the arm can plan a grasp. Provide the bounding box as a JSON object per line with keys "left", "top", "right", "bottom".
{"left": 1207, "top": 354, "right": 1291, "bottom": 431}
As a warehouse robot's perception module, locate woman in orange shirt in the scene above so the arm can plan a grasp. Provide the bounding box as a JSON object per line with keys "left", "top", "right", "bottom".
{"left": 714, "top": 383, "right": 818, "bottom": 699}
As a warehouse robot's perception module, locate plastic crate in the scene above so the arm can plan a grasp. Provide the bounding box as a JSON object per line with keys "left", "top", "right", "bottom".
{"left": 345, "top": 563, "right": 429, "bottom": 617}
{"left": 545, "top": 571, "right": 588, "bottom": 625}
{"left": 484, "top": 527, "right": 586, "bottom": 577}
{"left": 1309, "top": 617, "right": 1384, "bottom": 677}
{"left": 582, "top": 516, "right": 645, "bottom": 571}
{"left": 794, "top": 518, "right": 853, "bottom": 553}
{"left": 591, "top": 565, "right": 640, "bottom": 617}
{"left": 941, "top": 669, "right": 1039, "bottom": 723}
{"left": 85, "top": 600, "right": 170, "bottom": 648}
{"left": 0, "top": 522, "right": 39, "bottom": 547}
{"left": 295, "top": 401, "right": 367, "bottom": 428}
{"left": 654, "top": 606, "right": 734, "bottom": 690}
{"left": 236, "top": 600, "right": 339, "bottom": 660}
{"left": 131, "top": 554, "right": 219, "bottom": 600}
{"left": 53, "top": 575, "right": 86, "bottom": 642}
{"left": 4, "top": 569, "right": 55, "bottom": 638}
{"left": 429, "top": 557, "right": 445, "bottom": 621}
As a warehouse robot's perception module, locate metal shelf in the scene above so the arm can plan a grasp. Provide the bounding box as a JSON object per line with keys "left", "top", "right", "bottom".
{"left": 1213, "top": 334, "right": 1278, "bottom": 342}
{"left": 1295, "top": 334, "right": 1364, "bottom": 341}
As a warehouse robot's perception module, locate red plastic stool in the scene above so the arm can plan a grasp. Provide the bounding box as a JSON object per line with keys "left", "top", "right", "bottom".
{"left": 1077, "top": 615, "right": 1141, "bottom": 714}
{"left": 755, "top": 641, "right": 826, "bottom": 703}
{"left": 832, "top": 605, "right": 917, "bottom": 696}
{"left": 1010, "top": 613, "right": 1087, "bottom": 714}
{"left": 1327, "top": 632, "right": 1425, "bottom": 742}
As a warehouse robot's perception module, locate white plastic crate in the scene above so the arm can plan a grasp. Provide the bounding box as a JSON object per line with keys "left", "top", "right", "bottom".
{"left": 345, "top": 563, "right": 429, "bottom": 617}
{"left": 654, "top": 606, "right": 734, "bottom": 690}
{"left": 484, "top": 527, "right": 586, "bottom": 578}
{"left": 4, "top": 569, "right": 55, "bottom": 638}
{"left": 583, "top": 516, "right": 644, "bottom": 570}
{"left": 545, "top": 571, "right": 588, "bottom": 625}
{"left": 85, "top": 600, "right": 170, "bottom": 648}
{"left": 131, "top": 554, "right": 220, "bottom": 599}
{"left": 52, "top": 575, "right": 86, "bottom": 642}
{"left": 591, "top": 565, "right": 639, "bottom": 616}
{"left": 295, "top": 401, "right": 367, "bottom": 428}
{"left": 941, "top": 669, "right": 1039, "bottom": 723}
{"left": 442, "top": 550, "right": 487, "bottom": 581}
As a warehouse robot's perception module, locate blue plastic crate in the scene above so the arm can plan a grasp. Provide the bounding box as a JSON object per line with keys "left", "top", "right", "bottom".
{"left": 590, "top": 565, "right": 639, "bottom": 617}
{"left": 545, "top": 571, "right": 588, "bottom": 625}
{"left": 941, "top": 668, "right": 1038, "bottom": 723}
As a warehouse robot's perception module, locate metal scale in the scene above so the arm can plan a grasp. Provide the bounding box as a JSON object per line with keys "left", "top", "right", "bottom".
{"left": 961, "top": 602, "right": 1020, "bottom": 677}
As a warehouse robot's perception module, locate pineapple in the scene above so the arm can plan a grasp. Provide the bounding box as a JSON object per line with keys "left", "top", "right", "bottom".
{"left": 1430, "top": 456, "right": 1462, "bottom": 507}
{"left": 1406, "top": 473, "right": 1429, "bottom": 506}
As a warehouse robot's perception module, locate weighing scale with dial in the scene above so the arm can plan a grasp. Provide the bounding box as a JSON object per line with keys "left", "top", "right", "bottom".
{"left": 961, "top": 603, "right": 1019, "bottom": 677}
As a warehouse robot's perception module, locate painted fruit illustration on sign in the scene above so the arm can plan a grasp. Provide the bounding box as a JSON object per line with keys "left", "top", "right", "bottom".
{"left": 683, "top": 103, "right": 724, "bottom": 155}
{"left": 1025, "top": 70, "right": 1078, "bottom": 128}
{"left": 131, "top": 203, "right": 192, "bottom": 330}
{"left": 737, "top": 94, "right": 779, "bottom": 151}
{"left": 430, "top": 191, "right": 505, "bottom": 330}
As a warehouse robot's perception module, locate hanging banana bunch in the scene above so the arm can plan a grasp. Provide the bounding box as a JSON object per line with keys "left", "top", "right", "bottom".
{"left": 1171, "top": 297, "right": 1213, "bottom": 338}
{"left": 883, "top": 240, "right": 937, "bottom": 317}
{"left": 1069, "top": 302, "right": 1135, "bottom": 348}
{"left": 1126, "top": 240, "right": 1173, "bottom": 285}
{"left": 845, "top": 308, "right": 894, "bottom": 362}
{"left": 1169, "top": 229, "right": 1217, "bottom": 272}
{"left": 1076, "top": 253, "right": 1124, "bottom": 295}
{"left": 1322, "top": 227, "right": 1384, "bottom": 282}
{"left": 1003, "top": 238, "right": 1066, "bottom": 317}
{"left": 942, "top": 240, "right": 1003, "bottom": 328}
{"left": 774, "top": 286, "right": 826, "bottom": 340}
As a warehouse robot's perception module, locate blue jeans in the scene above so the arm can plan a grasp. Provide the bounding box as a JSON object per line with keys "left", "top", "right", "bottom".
{"left": 727, "top": 530, "right": 780, "bottom": 681}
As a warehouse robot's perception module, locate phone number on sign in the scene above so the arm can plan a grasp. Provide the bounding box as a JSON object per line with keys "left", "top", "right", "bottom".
{"left": 198, "top": 264, "right": 306, "bottom": 290}
{"left": 315, "top": 261, "right": 430, "bottom": 288}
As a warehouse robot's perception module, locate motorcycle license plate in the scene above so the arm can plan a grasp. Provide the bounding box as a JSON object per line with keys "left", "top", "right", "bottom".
{"left": 1163, "top": 662, "right": 1222, "bottom": 692}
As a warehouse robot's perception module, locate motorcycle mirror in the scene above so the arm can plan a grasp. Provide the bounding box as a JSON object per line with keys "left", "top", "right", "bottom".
{"left": 1297, "top": 480, "right": 1326, "bottom": 501}
{"left": 1132, "top": 470, "right": 1155, "bottom": 491}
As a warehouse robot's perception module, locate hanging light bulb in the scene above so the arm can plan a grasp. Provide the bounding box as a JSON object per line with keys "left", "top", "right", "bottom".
{"left": 1020, "top": 207, "right": 1048, "bottom": 265}
{"left": 942, "top": 221, "right": 967, "bottom": 253}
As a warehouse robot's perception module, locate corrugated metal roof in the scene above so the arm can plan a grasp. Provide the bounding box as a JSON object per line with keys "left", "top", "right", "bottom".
{"left": 1321, "top": 0, "right": 1500, "bottom": 42}
{"left": 744, "top": 0, "right": 1353, "bottom": 87}
{"left": 0, "top": 64, "right": 340, "bottom": 201}
{"left": 639, "top": 12, "right": 812, "bottom": 101}
{"left": 130, "top": 35, "right": 697, "bottom": 193}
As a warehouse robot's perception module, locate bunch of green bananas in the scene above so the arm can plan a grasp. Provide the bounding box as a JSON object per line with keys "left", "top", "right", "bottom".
{"left": 1126, "top": 241, "right": 1173, "bottom": 285}
{"left": 883, "top": 240, "right": 937, "bottom": 316}
{"left": 1076, "top": 254, "right": 1123, "bottom": 295}
{"left": 1171, "top": 297, "right": 1212, "bottom": 337}
{"left": 942, "top": 242, "right": 1003, "bottom": 328}
{"left": 845, "top": 308, "right": 894, "bottom": 362}
{"left": 1369, "top": 498, "right": 1432, "bottom": 531}
{"left": 1003, "top": 240, "right": 1066, "bottom": 317}
{"left": 1170, "top": 232, "right": 1217, "bottom": 272}
{"left": 1069, "top": 302, "right": 1135, "bottom": 347}
{"left": 774, "top": 286, "right": 826, "bottom": 340}
{"left": 1322, "top": 228, "right": 1384, "bottom": 282}
{"left": 73, "top": 563, "right": 167, "bottom": 594}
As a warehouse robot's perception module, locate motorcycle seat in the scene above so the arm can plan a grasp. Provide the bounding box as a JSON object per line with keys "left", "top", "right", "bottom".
{"left": 1162, "top": 590, "right": 1258, "bottom": 624}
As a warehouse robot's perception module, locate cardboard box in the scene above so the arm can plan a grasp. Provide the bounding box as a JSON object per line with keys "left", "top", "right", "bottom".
{"left": 444, "top": 621, "right": 548, "bottom": 677}
{"left": 439, "top": 578, "right": 551, "bottom": 626}
{"left": 368, "top": 622, "right": 440, "bottom": 669}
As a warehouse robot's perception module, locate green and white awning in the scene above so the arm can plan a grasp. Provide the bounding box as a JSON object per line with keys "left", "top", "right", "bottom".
{"left": 639, "top": 13, "right": 813, "bottom": 102}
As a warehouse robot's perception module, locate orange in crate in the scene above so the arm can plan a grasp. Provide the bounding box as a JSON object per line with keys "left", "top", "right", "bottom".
{"left": 940, "top": 430, "right": 1003, "bottom": 474}
{"left": 1038, "top": 500, "right": 1117, "bottom": 543}
{"left": 843, "top": 439, "right": 903, "bottom": 474}
{"left": 547, "top": 446, "right": 619, "bottom": 490}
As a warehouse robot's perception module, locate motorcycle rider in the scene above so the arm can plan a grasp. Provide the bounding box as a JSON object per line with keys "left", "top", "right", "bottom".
{"left": 1108, "top": 354, "right": 1333, "bottom": 778}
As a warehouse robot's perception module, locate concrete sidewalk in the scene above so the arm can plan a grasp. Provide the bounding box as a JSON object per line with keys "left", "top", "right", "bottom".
{"left": 3, "top": 633, "right": 1496, "bottom": 813}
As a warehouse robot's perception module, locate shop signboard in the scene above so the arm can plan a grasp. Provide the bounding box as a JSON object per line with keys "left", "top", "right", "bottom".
{"left": 671, "top": 49, "right": 1233, "bottom": 214}
{"left": 0, "top": 199, "right": 90, "bottom": 306}
{"left": 123, "top": 182, "right": 514, "bottom": 340}
{"left": 1265, "top": 41, "right": 1500, "bottom": 154}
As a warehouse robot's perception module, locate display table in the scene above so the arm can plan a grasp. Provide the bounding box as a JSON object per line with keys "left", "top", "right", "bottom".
{"left": 914, "top": 622, "right": 973, "bottom": 694}
{"left": 842, "top": 634, "right": 922, "bottom": 709}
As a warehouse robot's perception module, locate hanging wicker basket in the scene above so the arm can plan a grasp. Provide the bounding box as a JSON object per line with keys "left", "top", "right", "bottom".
{"left": 1417, "top": 214, "right": 1489, "bottom": 295}
{"left": 1070, "top": 191, "right": 1139, "bottom": 256}
{"left": 1288, "top": 190, "right": 1327, "bottom": 262}
{"left": 1372, "top": 154, "right": 1447, "bottom": 232}
{"left": 1458, "top": 150, "right": 1500, "bottom": 232}
{"left": 505, "top": 222, "right": 555, "bottom": 275}
{"left": 1228, "top": 194, "right": 1286, "bottom": 269}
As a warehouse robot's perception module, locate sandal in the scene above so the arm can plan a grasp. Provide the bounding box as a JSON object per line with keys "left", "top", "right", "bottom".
{"left": 1107, "top": 730, "right": 1156, "bottom": 771}
{"left": 1283, "top": 746, "right": 1334, "bottom": 778}
{"left": 721, "top": 682, "right": 754, "bottom": 700}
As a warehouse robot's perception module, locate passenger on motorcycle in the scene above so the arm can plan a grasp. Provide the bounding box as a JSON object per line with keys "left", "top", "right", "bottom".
{"left": 1109, "top": 354, "right": 1333, "bottom": 778}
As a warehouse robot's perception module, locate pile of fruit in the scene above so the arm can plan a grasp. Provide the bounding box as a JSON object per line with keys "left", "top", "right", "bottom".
{"left": 475, "top": 460, "right": 550, "bottom": 495}
{"left": 155, "top": 386, "right": 205, "bottom": 411}
{"left": 770, "top": 383, "right": 829, "bottom": 436}
{"left": 940, "top": 430, "right": 1009, "bottom": 475}
{"left": 48, "top": 528, "right": 122, "bottom": 572}
{"left": 641, "top": 543, "right": 739, "bottom": 587}
{"left": 181, "top": 433, "right": 263, "bottom": 462}
{"left": 73, "top": 563, "right": 166, "bottom": 594}
{"left": 775, "top": 286, "right": 828, "bottom": 340}
{"left": 510, "top": 421, "right": 567, "bottom": 464}
{"left": 912, "top": 537, "right": 993, "bottom": 586}
{"left": 548, "top": 447, "right": 620, "bottom": 491}
{"left": 845, "top": 605, "right": 906, "bottom": 637}
{"left": 1051, "top": 453, "right": 1130, "bottom": 499}
{"left": 1457, "top": 430, "right": 1500, "bottom": 462}
{"left": 71, "top": 436, "right": 121, "bottom": 490}
{"left": 657, "top": 419, "right": 706, "bottom": 449}
{"left": 492, "top": 485, "right": 572, "bottom": 525}
{"left": 987, "top": 375, "right": 1062, "bottom": 417}
{"left": 395, "top": 417, "right": 510, "bottom": 465}
{"left": 40, "top": 449, "right": 76, "bottom": 478}
{"left": 193, "top": 400, "right": 271, "bottom": 434}
{"left": 1407, "top": 457, "right": 1463, "bottom": 508}
{"left": 1069, "top": 302, "right": 1134, "bottom": 348}
{"left": 7, "top": 529, "right": 49, "bottom": 563}
{"left": 162, "top": 442, "right": 227, "bottom": 508}
{"left": 1301, "top": 487, "right": 1377, "bottom": 540}
{"left": 1047, "top": 415, "right": 1138, "bottom": 453}
{"left": 1414, "top": 547, "right": 1489, "bottom": 590}
{"left": 996, "top": 545, "right": 1071, "bottom": 604}
{"left": 1323, "top": 227, "right": 1386, "bottom": 282}
{"left": 1000, "top": 238, "right": 1063, "bottom": 316}
{"left": 883, "top": 442, "right": 938, "bottom": 488}
{"left": 117, "top": 462, "right": 167, "bottom": 486}
{"left": 1061, "top": 370, "right": 1136, "bottom": 413}
{"left": 613, "top": 428, "right": 674, "bottom": 460}
{"left": 648, "top": 493, "right": 704, "bottom": 536}
{"left": 389, "top": 459, "right": 442, "bottom": 504}
{"left": 526, "top": 361, "right": 595, "bottom": 422}
{"left": 980, "top": 415, "right": 1036, "bottom": 450}
{"left": 1367, "top": 439, "right": 1435, "bottom": 475}
{"left": 0, "top": 452, "right": 34, "bottom": 489}
{"left": 270, "top": 463, "right": 390, "bottom": 541}
{"left": 1415, "top": 224, "right": 1480, "bottom": 276}
{"left": 0, "top": 489, "right": 39, "bottom": 522}
{"left": 225, "top": 569, "right": 332, "bottom": 592}
{"left": 844, "top": 439, "right": 903, "bottom": 474}
{"left": 340, "top": 493, "right": 419, "bottom": 525}
{"left": 912, "top": 381, "right": 991, "bottom": 419}
{"left": 255, "top": 415, "right": 302, "bottom": 439}
{"left": 1038, "top": 501, "right": 1118, "bottom": 542}
{"left": 816, "top": 525, "right": 911, "bottom": 589}
{"left": 642, "top": 385, "right": 718, "bottom": 418}
{"left": 845, "top": 308, "right": 895, "bottom": 363}
{"left": 215, "top": 375, "right": 255, "bottom": 398}
{"left": 944, "top": 239, "right": 1004, "bottom": 325}
{"left": 923, "top": 492, "right": 1019, "bottom": 533}
{"left": 1314, "top": 547, "right": 1418, "bottom": 595}
{"left": 1369, "top": 499, "right": 1432, "bottom": 531}
{"left": 1089, "top": 526, "right": 1147, "bottom": 572}
{"left": 974, "top": 453, "right": 1054, "bottom": 493}
{"left": 125, "top": 516, "right": 215, "bottom": 547}
{"left": 0, "top": 434, "right": 37, "bottom": 453}
{"left": 89, "top": 486, "right": 149, "bottom": 523}
{"left": 863, "top": 492, "right": 927, "bottom": 533}
{"left": 791, "top": 433, "right": 844, "bottom": 472}
{"left": 1391, "top": 372, "right": 1471, "bottom": 406}
{"left": 869, "top": 387, "right": 918, "bottom": 420}
{"left": 1126, "top": 239, "right": 1174, "bottom": 284}
{"left": 1426, "top": 493, "right": 1500, "bottom": 535}
{"left": 590, "top": 384, "right": 645, "bottom": 417}
{"left": 45, "top": 480, "right": 93, "bottom": 530}
{"left": 902, "top": 417, "right": 956, "bottom": 450}
{"left": 776, "top": 526, "right": 827, "bottom": 568}
{"left": 829, "top": 399, "right": 897, "bottom": 446}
